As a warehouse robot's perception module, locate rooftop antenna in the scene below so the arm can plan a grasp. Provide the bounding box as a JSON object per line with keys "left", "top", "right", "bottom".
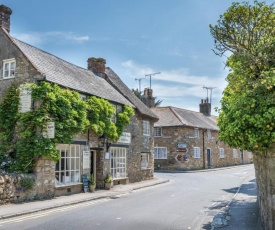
{"left": 135, "top": 78, "right": 145, "bottom": 92}
{"left": 203, "top": 86, "right": 216, "bottom": 105}
{"left": 145, "top": 72, "right": 161, "bottom": 89}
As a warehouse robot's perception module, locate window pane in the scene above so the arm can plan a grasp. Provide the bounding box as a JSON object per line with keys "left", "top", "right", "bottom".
{"left": 55, "top": 144, "right": 81, "bottom": 185}
{"left": 110, "top": 147, "right": 127, "bottom": 178}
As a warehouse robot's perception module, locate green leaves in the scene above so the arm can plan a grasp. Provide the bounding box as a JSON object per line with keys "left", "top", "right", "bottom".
{"left": 0, "top": 82, "right": 134, "bottom": 172}
{"left": 212, "top": 1, "right": 275, "bottom": 154}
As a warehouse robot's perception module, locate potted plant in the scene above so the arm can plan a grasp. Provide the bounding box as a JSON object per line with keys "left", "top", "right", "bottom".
{"left": 104, "top": 172, "right": 113, "bottom": 190}
{"left": 89, "top": 173, "right": 96, "bottom": 192}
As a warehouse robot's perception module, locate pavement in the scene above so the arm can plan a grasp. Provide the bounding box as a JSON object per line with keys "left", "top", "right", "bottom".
{"left": 211, "top": 174, "right": 263, "bottom": 230}
{"left": 0, "top": 167, "right": 263, "bottom": 229}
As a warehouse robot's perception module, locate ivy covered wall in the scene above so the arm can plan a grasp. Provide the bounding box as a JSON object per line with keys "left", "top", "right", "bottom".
{"left": 0, "top": 82, "right": 134, "bottom": 173}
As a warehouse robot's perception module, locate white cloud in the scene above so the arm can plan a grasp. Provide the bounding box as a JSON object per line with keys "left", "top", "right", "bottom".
{"left": 120, "top": 59, "right": 227, "bottom": 95}
{"left": 119, "top": 59, "right": 227, "bottom": 115}
{"left": 12, "top": 31, "right": 90, "bottom": 45}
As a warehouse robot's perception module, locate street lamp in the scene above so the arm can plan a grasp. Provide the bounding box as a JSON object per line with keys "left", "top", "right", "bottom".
{"left": 145, "top": 72, "right": 161, "bottom": 89}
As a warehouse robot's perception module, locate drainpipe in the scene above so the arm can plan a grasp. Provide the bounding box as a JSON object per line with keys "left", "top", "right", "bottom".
{"left": 202, "top": 129, "right": 207, "bottom": 169}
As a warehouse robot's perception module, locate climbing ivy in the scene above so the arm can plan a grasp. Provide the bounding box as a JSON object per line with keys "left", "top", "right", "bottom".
{"left": 116, "top": 105, "right": 134, "bottom": 138}
{"left": 0, "top": 82, "right": 134, "bottom": 173}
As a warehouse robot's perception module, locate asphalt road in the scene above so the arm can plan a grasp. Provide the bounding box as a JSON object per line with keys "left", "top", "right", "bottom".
{"left": 0, "top": 165, "right": 255, "bottom": 230}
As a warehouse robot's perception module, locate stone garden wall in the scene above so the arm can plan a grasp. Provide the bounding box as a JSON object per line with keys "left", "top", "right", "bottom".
{"left": 254, "top": 150, "right": 275, "bottom": 230}
{"left": 0, "top": 173, "right": 36, "bottom": 204}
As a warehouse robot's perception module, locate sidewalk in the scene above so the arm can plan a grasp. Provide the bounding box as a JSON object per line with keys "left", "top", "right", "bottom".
{"left": 211, "top": 171, "right": 263, "bottom": 229}
{"left": 0, "top": 177, "right": 169, "bottom": 220}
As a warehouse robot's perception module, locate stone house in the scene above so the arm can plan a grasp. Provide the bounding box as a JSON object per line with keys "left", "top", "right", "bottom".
{"left": 0, "top": 4, "right": 158, "bottom": 200}
{"left": 151, "top": 102, "right": 253, "bottom": 171}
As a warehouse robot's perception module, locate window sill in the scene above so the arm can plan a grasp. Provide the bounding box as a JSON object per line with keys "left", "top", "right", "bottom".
{"left": 141, "top": 168, "right": 152, "bottom": 171}
{"left": 113, "top": 177, "right": 128, "bottom": 181}
{"left": 1, "top": 76, "right": 15, "bottom": 80}
{"left": 55, "top": 183, "right": 82, "bottom": 188}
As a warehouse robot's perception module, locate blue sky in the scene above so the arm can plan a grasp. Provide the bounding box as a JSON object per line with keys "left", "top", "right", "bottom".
{"left": 2, "top": 0, "right": 274, "bottom": 115}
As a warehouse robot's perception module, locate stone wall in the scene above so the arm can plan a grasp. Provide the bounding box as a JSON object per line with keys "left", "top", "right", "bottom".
{"left": 154, "top": 126, "right": 253, "bottom": 171}
{"left": 126, "top": 113, "right": 154, "bottom": 183}
{"left": 0, "top": 29, "right": 44, "bottom": 101}
{"left": 253, "top": 151, "right": 275, "bottom": 230}
{"left": 0, "top": 173, "right": 36, "bottom": 204}
{"left": 33, "top": 157, "right": 55, "bottom": 199}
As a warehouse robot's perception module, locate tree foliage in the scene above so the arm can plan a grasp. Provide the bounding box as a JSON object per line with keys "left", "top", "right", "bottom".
{"left": 0, "top": 82, "right": 134, "bottom": 173}
{"left": 210, "top": 1, "right": 275, "bottom": 153}
{"left": 132, "top": 88, "right": 163, "bottom": 107}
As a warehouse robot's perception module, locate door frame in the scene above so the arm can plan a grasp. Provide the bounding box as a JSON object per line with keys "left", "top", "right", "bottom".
{"left": 207, "top": 148, "right": 212, "bottom": 168}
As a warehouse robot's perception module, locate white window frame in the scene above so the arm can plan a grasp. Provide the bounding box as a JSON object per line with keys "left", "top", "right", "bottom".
{"left": 219, "top": 148, "right": 225, "bottom": 158}
{"left": 154, "top": 127, "right": 162, "bottom": 137}
{"left": 110, "top": 147, "right": 127, "bottom": 179}
{"left": 110, "top": 104, "right": 117, "bottom": 123}
{"left": 193, "top": 147, "right": 200, "bottom": 158}
{"left": 194, "top": 128, "right": 199, "bottom": 138}
{"left": 141, "top": 153, "right": 149, "bottom": 169}
{"left": 207, "top": 129, "right": 211, "bottom": 139}
{"left": 2, "top": 58, "right": 16, "bottom": 79}
{"left": 55, "top": 144, "right": 81, "bottom": 186}
{"left": 143, "top": 120, "right": 150, "bottom": 136}
{"left": 233, "top": 149, "right": 238, "bottom": 158}
{"left": 154, "top": 147, "right": 167, "bottom": 159}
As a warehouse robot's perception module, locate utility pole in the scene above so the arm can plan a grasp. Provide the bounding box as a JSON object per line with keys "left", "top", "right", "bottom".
{"left": 135, "top": 78, "right": 145, "bottom": 92}
{"left": 203, "top": 86, "right": 216, "bottom": 104}
{"left": 145, "top": 72, "right": 161, "bottom": 89}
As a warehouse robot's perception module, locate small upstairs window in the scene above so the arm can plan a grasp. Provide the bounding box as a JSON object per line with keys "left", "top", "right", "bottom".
{"left": 194, "top": 128, "right": 199, "bottom": 138}
{"left": 154, "top": 127, "right": 162, "bottom": 137}
{"left": 207, "top": 129, "right": 211, "bottom": 139}
{"left": 143, "top": 120, "right": 150, "bottom": 136}
{"left": 3, "top": 58, "right": 16, "bottom": 79}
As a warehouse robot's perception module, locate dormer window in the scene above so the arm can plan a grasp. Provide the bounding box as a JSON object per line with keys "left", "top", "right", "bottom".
{"left": 3, "top": 58, "right": 16, "bottom": 79}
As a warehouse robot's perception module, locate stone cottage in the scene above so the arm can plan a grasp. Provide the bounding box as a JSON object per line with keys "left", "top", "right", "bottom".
{"left": 151, "top": 101, "right": 253, "bottom": 171}
{"left": 0, "top": 4, "right": 158, "bottom": 200}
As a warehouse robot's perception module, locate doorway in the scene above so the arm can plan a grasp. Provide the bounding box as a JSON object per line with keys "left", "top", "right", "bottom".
{"left": 241, "top": 150, "right": 244, "bottom": 164}
{"left": 207, "top": 148, "right": 212, "bottom": 168}
{"left": 90, "top": 151, "right": 96, "bottom": 181}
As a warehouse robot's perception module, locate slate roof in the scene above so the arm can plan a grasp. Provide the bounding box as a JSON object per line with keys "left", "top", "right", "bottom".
{"left": 9, "top": 34, "right": 133, "bottom": 107}
{"left": 151, "top": 106, "right": 218, "bottom": 130}
{"left": 105, "top": 67, "right": 159, "bottom": 120}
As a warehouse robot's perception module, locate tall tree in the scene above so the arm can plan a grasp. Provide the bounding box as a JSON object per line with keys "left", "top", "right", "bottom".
{"left": 210, "top": 1, "right": 275, "bottom": 153}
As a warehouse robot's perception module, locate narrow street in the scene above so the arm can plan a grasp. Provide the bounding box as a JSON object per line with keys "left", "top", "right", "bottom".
{"left": 0, "top": 165, "right": 255, "bottom": 230}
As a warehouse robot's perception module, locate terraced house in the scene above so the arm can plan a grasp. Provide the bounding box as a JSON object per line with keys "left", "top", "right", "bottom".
{"left": 151, "top": 101, "right": 253, "bottom": 171}
{"left": 0, "top": 5, "right": 158, "bottom": 201}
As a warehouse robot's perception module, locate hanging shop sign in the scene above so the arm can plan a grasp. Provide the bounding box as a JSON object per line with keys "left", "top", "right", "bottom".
{"left": 117, "top": 132, "right": 131, "bottom": 144}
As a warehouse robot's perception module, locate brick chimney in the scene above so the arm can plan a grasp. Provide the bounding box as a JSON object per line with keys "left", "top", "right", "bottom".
{"left": 199, "top": 99, "right": 211, "bottom": 116}
{"left": 0, "top": 5, "right": 12, "bottom": 33}
{"left": 87, "top": 57, "right": 106, "bottom": 78}
{"left": 142, "top": 88, "right": 155, "bottom": 108}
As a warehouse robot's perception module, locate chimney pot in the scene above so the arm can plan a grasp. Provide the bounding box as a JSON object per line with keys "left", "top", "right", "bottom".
{"left": 87, "top": 57, "right": 106, "bottom": 78}
{"left": 0, "top": 5, "right": 12, "bottom": 33}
